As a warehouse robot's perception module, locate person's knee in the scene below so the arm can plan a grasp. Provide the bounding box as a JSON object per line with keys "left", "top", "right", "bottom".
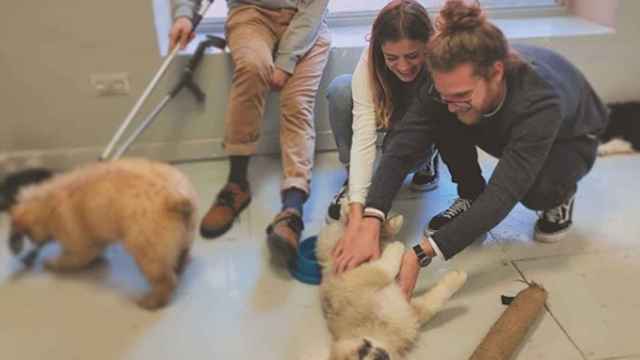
{"left": 326, "top": 74, "right": 353, "bottom": 109}
{"left": 233, "top": 56, "right": 271, "bottom": 84}
{"left": 522, "top": 179, "right": 576, "bottom": 210}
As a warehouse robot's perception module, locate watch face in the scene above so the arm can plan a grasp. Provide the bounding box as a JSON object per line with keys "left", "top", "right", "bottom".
{"left": 413, "top": 244, "right": 432, "bottom": 267}
{"left": 419, "top": 256, "right": 432, "bottom": 267}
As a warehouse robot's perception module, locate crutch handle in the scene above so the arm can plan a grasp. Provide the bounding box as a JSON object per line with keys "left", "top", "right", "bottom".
{"left": 168, "top": 35, "right": 225, "bottom": 101}
{"left": 186, "top": 35, "right": 226, "bottom": 74}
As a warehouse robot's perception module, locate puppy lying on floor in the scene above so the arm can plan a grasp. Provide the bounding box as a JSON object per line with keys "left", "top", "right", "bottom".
{"left": 316, "top": 211, "right": 467, "bottom": 360}
{"left": 7, "top": 158, "right": 197, "bottom": 310}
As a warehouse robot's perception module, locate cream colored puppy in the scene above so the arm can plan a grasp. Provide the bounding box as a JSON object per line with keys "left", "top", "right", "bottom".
{"left": 316, "top": 212, "right": 467, "bottom": 360}
{"left": 8, "top": 158, "right": 197, "bottom": 310}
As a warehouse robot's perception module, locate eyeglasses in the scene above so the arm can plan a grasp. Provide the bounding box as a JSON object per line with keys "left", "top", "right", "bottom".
{"left": 427, "top": 82, "right": 476, "bottom": 113}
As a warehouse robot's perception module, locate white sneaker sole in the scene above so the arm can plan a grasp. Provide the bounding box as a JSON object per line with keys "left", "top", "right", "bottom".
{"left": 534, "top": 225, "right": 570, "bottom": 243}
{"left": 409, "top": 180, "right": 439, "bottom": 192}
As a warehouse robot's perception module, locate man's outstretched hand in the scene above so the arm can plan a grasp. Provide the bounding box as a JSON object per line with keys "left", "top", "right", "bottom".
{"left": 397, "top": 250, "right": 420, "bottom": 299}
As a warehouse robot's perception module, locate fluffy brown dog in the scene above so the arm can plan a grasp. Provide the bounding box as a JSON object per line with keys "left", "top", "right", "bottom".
{"left": 8, "top": 158, "right": 197, "bottom": 310}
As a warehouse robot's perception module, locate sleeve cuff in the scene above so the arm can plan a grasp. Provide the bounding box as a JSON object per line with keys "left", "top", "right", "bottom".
{"left": 174, "top": 7, "right": 194, "bottom": 21}
{"left": 424, "top": 234, "right": 445, "bottom": 260}
{"left": 363, "top": 207, "right": 386, "bottom": 222}
{"left": 275, "top": 56, "right": 297, "bottom": 74}
{"left": 348, "top": 193, "right": 366, "bottom": 205}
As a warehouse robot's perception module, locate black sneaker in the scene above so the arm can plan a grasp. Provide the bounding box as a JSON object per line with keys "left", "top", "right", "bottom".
{"left": 326, "top": 179, "right": 348, "bottom": 223}
{"left": 426, "top": 198, "right": 473, "bottom": 235}
{"left": 410, "top": 151, "right": 440, "bottom": 192}
{"left": 534, "top": 196, "right": 575, "bottom": 243}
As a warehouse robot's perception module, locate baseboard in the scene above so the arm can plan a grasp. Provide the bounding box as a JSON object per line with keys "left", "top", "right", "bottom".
{"left": 0, "top": 131, "right": 338, "bottom": 174}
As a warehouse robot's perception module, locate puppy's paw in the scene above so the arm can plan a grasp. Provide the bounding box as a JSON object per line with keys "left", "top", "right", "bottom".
{"left": 441, "top": 270, "right": 467, "bottom": 295}
{"left": 137, "top": 294, "right": 169, "bottom": 310}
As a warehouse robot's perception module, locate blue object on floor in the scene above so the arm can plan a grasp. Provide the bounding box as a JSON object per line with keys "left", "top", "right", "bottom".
{"left": 290, "top": 235, "right": 322, "bottom": 285}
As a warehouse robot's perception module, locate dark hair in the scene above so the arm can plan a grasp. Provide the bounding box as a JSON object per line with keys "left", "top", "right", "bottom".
{"left": 369, "top": 0, "right": 434, "bottom": 128}
{"left": 426, "top": 0, "right": 523, "bottom": 79}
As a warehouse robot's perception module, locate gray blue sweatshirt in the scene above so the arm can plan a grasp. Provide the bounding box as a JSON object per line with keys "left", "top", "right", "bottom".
{"left": 365, "top": 44, "right": 609, "bottom": 260}
{"left": 172, "top": 0, "right": 329, "bottom": 73}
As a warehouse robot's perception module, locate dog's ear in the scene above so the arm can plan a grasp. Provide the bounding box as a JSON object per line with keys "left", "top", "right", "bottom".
{"left": 8, "top": 210, "right": 27, "bottom": 255}
{"left": 9, "top": 229, "right": 25, "bottom": 255}
{"left": 382, "top": 212, "right": 403, "bottom": 236}
{"left": 8, "top": 203, "right": 39, "bottom": 256}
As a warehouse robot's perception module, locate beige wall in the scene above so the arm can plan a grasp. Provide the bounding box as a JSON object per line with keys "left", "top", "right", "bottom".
{"left": 1, "top": 0, "right": 638, "bottom": 172}
{"left": 1, "top": 1, "right": 169, "bottom": 168}
{"left": 564, "top": 0, "right": 620, "bottom": 27}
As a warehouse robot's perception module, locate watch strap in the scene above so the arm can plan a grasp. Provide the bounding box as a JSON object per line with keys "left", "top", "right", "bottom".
{"left": 412, "top": 243, "right": 432, "bottom": 268}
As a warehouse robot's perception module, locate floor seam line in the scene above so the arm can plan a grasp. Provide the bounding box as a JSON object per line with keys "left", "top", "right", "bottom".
{"left": 511, "top": 260, "right": 588, "bottom": 360}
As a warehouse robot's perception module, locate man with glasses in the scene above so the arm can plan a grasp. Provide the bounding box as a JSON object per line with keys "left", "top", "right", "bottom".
{"left": 352, "top": 0, "right": 608, "bottom": 297}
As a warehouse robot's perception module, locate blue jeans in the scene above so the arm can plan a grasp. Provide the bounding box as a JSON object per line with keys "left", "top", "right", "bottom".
{"left": 326, "top": 74, "right": 436, "bottom": 170}
{"left": 327, "top": 74, "right": 356, "bottom": 166}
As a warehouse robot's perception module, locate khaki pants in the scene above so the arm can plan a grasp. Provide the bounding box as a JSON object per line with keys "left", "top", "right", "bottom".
{"left": 223, "top": 5, "right": 331, "bottom": 195}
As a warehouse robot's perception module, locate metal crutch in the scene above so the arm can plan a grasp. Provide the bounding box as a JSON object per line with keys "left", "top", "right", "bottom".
{"left": 108, "top": 35, "right": 226, "bottom": 160}
{"left": 100, "top": 0, "right": 219, "bottom": 161}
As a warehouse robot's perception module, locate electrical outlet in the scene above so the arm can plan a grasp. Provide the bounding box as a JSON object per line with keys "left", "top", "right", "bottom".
{"left": 90, "top": 72, "right": 131, "bottom": 96}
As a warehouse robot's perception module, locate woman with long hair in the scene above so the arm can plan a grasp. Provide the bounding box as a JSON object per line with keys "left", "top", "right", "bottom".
{"left": 326, "top": 0, "right": 439, "bottom": 272}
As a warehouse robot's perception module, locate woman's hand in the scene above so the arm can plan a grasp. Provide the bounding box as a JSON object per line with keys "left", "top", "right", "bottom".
{"left": 332, "top": 207, "right": 381, "bottom": 274}
{"left": 169, "top": 17, "right": 195, "bottom": 50}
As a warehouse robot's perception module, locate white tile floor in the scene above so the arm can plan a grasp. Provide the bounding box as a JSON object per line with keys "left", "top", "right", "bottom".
{"left": 1, "top": 151, "right": 639, "bottom": 360}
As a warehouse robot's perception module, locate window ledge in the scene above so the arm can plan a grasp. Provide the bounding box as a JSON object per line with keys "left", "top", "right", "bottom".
{"left": 171, "top": 15, "right": 613, "bottom": 57}
{"left": 330, "top": 15, "right": 613, "bottom": 48}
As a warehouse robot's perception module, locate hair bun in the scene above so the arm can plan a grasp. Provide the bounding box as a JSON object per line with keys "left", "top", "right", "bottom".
{"left": 437, "top": 0, "right": 485, "bottom": 34}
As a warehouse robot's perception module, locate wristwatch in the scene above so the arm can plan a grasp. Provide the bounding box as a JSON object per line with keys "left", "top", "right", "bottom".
{"left": 412, "top": 243, "right": 433, "bottom": 268}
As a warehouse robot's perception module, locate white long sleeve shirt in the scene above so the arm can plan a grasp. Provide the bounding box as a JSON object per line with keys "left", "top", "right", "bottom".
{"left": 348, "top": 48, "right": 379, "bottom": 205}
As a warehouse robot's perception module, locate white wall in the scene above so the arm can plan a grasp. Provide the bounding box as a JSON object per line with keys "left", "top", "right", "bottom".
{"left": 1, "top": 0, "right": 639, "bottom": 172}
{"left": 563, "top": 0, "right": 620, "bottom": 27}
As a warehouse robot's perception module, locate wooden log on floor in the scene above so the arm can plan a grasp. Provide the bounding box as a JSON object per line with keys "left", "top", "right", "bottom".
{"left": 469, "top": 283, "right": 548, "bottom": 360}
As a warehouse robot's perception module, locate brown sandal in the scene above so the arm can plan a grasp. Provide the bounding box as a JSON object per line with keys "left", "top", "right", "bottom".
{"left": 266, "top": 208, "right": 304, "bottom": 269}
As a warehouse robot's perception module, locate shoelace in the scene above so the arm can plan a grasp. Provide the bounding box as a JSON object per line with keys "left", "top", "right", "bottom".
{"left": 416, "top": 163, "right": 434, "bottom": 176}
{"left": 541, "top": 202, "right": 571, "bottom": 224}
{"left": 216, "top": 189, "right": 236, "bottom": 208}
{"left": 417, "top": 150, "right": 439, "bottom": 176}
{"left": 443, "top": 198, "right": 472, "bottom": 219}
